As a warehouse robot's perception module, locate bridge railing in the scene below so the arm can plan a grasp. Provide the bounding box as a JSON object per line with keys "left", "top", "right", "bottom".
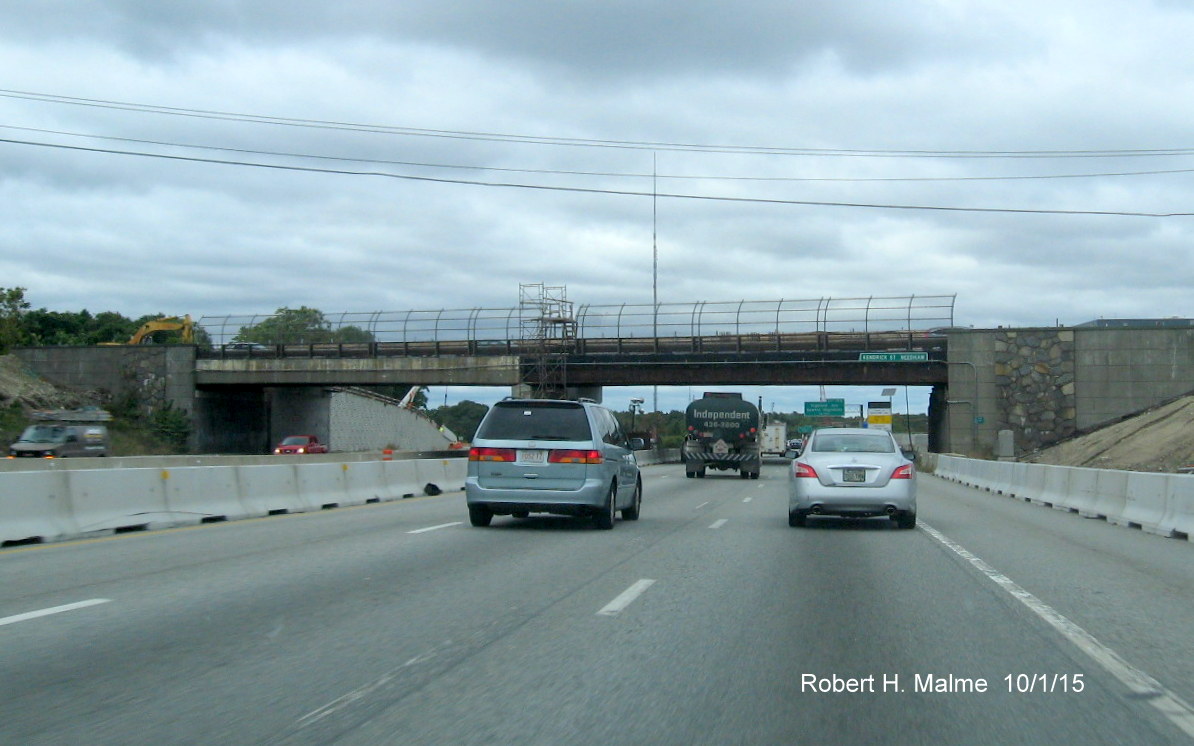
{"left": 197, "top": 295, "right": 956, "bottom": 349}
{"left": 195, "top": 331, "right": 951, "bottom": 360}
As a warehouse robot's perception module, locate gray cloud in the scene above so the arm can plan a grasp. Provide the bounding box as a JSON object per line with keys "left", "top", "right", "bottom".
{"left": 2, "top": 0, "right": 1194, "bottom": 412}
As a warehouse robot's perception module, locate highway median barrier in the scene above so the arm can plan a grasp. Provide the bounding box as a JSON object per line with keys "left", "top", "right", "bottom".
{"left": 163, "top": 466, "right": 249, "bottom": 525}
{"left": 381, "top": 460, "right": 422, "bottom": 499}
{"left": 66, "top": 467, "right": 171, "bottom": 535}
{"left": 341, "top": 461, "right": 388, "bottom": 506}
{"left": 413, "top": 458, "right": 466, "bottom": 495}
{"left": 0, "top": 471, "right": 78, "bottom": 545}
{"left": 0, "top": 455, "right": 466, "bottom": 546}
{"left": 235, "top": 464, "right": 303, "bottom": 517}
{"left": 294, "top": 462, "right": 351, "bottom": 511}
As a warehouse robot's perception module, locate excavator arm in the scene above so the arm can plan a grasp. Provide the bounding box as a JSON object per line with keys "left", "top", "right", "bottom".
{"left": 127, "top": 315, "right": 194, "bottom": 344}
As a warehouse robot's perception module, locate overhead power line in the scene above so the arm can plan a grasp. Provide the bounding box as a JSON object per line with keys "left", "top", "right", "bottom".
{"left": 6, "top": 123, "right": 1194, "bottom": 183}
{"left": 4, "top": 87, "right": 1194, "bottom": 159}
{"left": 3, "top": 135, "right": 1190, "bottom": 217}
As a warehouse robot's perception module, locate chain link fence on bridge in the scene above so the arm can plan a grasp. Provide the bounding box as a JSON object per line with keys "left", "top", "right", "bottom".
{"left": 197, "top": 295, "right": 956, "bottom": 347}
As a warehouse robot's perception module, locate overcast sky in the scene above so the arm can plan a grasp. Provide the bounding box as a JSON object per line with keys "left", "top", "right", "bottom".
{"left": 2, "top": 1, "right": 1191, "bottom": 414}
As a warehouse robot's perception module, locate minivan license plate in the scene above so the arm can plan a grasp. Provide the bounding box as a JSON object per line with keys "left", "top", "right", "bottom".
{"left": 842, "top": 468, "right": 865, "bottom": 483}
{"left": 519, "top": 449, "right": 546, "bottom": 464}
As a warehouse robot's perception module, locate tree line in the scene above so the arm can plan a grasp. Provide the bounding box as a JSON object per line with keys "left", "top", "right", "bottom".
{"left": 0, "top": 287, "right": 206, "bottom": 349}
{"left": 0, "top": 288, "right": 381, "bottom": 352}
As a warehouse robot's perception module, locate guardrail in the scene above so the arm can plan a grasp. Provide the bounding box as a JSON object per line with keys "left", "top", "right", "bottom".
{"left": 928, "top": 455, "right": 1193, "bottom": 541}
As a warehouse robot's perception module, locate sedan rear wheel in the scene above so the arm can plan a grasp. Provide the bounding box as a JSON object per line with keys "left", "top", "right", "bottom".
{"left": 788, "top": 510, "right": 807, "bottom": 528}
{"left": 894, "top": 511, "right": 916, "bottom": 529}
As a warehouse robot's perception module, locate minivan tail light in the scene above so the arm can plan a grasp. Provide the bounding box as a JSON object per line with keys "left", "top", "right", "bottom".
{"left": 793, "top": 462, "right": 818, "bottom": 478}
{"left": 549, "top": 449, "right": 603, "bottom": 464}
{"left": 892, "top": 464, "right": 914, "bottom": 479}
{"left": 470, "top": 447, "right": 516, "bottom": 462}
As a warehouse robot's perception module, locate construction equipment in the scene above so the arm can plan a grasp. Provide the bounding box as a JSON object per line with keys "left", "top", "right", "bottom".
{"left": 102, "top": 315, "right": 195, "bottom": 345}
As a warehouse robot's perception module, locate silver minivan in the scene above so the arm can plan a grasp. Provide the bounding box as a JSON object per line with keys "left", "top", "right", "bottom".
{"left": 8, "top": 424, "right": 109, "bottom": 458}
{"left": 465, "top": 398, "right": 644, "bottom": 529}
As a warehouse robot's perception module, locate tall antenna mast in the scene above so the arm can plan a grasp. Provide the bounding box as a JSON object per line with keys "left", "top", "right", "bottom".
{"left": 652, "top": 152, "right": 658, "bottom": 412}
{"left": 652, "top": 152, "right": 658, "bottom": 333}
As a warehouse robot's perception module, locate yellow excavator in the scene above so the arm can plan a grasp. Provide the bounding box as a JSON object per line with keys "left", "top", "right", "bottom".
{"left": 102, "top": 315, "right": 195, "bottom": 345}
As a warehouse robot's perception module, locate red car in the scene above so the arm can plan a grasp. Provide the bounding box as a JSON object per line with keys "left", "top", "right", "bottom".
{"left": 273, "top": 435, "right": 328, "bottom": 454}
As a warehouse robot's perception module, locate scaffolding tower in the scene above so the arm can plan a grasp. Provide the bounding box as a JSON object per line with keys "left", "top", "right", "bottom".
{"left": 519, "top": 283, "right": 576, "bottom": 398}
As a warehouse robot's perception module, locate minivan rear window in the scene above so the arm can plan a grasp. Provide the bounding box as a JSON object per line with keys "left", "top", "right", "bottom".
{"left": 477, "top": 402, "right": 592, "bottom": 441}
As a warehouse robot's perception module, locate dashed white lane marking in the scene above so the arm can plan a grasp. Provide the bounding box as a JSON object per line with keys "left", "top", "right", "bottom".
{"left": 693, "top": 501, "right": 710, "bottom": 510}
{"left": 296, "top": 650, "right": 439, "bottom": 728}
{"left": 709, "top": 519, "right": 728, "bottom": 529}
{"left": 743, "top": 497, "right": 753, "bottom": 503}
{"left": 597, "top": 579, "right": 656, "bottom": 616}
{"left": 921, "top": 521, "right": 1194, "bottom": 740}
{"left": 407, "top": 522, "right": 462, "bottom": 534}
{"left": 0, "top": 599, "right": 111, "bottom": 627}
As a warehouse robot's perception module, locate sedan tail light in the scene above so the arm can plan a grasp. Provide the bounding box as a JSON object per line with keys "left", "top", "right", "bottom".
{"left": 549, "top": 449, "right": 603, "bottom": 464}
{"left": 793, "top": 462, "right": 818, "bottom": 478}
{"left": 469, "top": 447, "right": 516, "bottom": 462}
{"left": 891, "top": 464, "right": 915, "bottom": 479}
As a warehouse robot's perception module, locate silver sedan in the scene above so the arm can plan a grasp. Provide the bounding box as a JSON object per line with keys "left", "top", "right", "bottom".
{"left": 788, "top": 428, "right": 916, "bottom": 529}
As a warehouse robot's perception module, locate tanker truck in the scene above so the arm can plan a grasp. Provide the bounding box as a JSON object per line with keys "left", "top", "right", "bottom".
{"left": 683, "top": 392, "right": 762, "bottom": 479}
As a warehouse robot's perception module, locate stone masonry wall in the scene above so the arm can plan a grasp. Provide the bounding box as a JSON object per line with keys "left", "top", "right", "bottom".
{"left": 993, "top": 329, "right": 1076, "bottom": 452}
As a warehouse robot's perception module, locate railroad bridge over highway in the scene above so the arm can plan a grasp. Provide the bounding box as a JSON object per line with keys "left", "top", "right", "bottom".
{"left": 13, "top": 295, "right": 1194, "bottom": 459}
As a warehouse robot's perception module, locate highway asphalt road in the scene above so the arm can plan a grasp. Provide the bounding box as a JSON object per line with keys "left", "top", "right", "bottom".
{"left": 2, "top": 462, "right": 1192, "bottom": 745}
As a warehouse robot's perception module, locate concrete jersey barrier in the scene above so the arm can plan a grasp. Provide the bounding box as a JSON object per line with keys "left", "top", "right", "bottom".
{"left": 932, "top": 454, "right": 1192, "bottom": 540}
{"left": 0, "top": 457, "right": 467, "bottom": 546}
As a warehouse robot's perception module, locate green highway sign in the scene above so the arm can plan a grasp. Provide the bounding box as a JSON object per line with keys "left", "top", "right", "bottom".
{"left": 858, "top": 351, "right": 930, "bottom": 362}
{"left": 804, "top": 399, "right": 845, "bottom": 417}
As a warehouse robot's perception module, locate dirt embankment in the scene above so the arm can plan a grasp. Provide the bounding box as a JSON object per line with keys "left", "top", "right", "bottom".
{"left": 0, "top": 354, "right": 90, "bottom": 410}
{"left": 1024, "top": 395, "right": 1194, "bottom": 473}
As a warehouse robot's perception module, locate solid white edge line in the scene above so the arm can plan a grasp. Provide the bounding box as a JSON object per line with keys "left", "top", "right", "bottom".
{"left": 920, "top": 521, "right": 1194, "bottom": 740}
{"left": 0, "top": 599, "right": 111, "bottom": 627}
{"left": 406, "top": 522, "right": 463, "bottom": 534}
{"left": 597, "top": 579, "right": 656, "bottom": 616}
{"left": 709, "top": 519, "right": 728, "bottom": 529}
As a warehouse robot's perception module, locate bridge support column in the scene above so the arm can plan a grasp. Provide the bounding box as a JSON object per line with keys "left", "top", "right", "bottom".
{"left": 928, "top": 384, "right": 948, "bottom": 453}
{"left": 193, "top": 388, "right": 270, "bottom": 454}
